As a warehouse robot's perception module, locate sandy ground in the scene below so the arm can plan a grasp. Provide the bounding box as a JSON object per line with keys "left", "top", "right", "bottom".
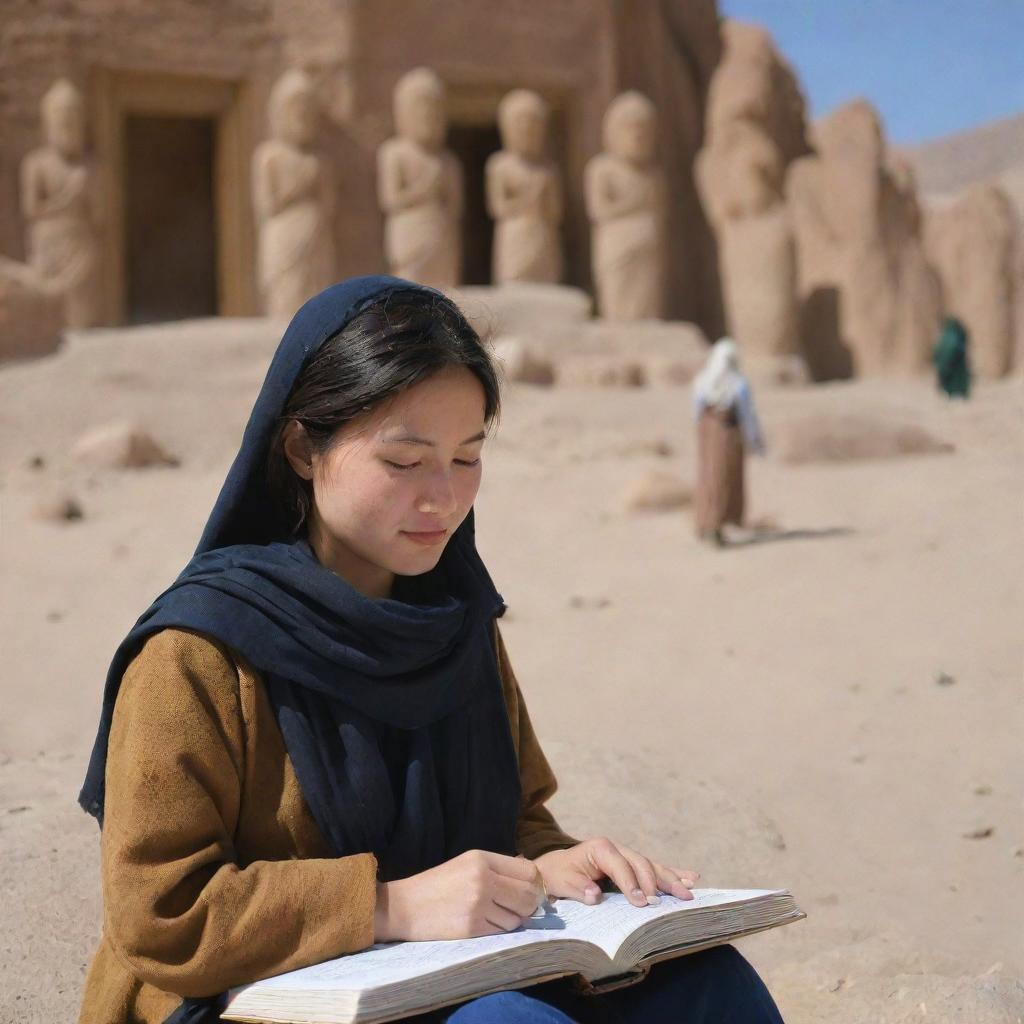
{"left": 1, "top": 307, "right": 1022, "bottom": 1023}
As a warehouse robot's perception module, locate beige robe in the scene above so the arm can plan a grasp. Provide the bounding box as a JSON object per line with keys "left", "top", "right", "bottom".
{"left": 694, "top": 407, "right": 745, "bottom": 535}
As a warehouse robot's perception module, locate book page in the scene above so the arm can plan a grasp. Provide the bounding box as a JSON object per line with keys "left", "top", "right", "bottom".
{"left": 234, "top": 920, "right": 576, "bottom": 993}
{"left": 545, "top": 888, "right": 779, "bottom": 960}
{"left": 230, "top": 888, "right": 778, "bottom": 996}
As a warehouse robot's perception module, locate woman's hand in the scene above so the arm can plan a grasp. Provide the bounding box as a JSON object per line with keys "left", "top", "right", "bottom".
{"left": 534, "top": 838, "right": 700, "bottom": 908}
{"left": 374, "top": 849, "right": 545, "bottom": 942}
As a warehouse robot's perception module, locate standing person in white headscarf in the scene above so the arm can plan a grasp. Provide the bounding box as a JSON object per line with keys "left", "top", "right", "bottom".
{"left": 692, "top": 338, "right": 765, "bottom": 546}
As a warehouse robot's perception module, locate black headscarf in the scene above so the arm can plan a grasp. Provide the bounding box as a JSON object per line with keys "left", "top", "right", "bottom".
{"left": 79, "top": 274, "right": 522, "bottom": 933}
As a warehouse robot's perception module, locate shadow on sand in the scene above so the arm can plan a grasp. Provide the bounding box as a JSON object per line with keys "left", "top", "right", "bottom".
{"left": 722, "top": 526, "right": 854, "bottom": 549}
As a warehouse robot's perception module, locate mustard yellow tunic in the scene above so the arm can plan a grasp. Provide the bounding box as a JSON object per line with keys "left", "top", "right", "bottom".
{"left": 79, "top": 625, "right": 577, "bottom": 1023}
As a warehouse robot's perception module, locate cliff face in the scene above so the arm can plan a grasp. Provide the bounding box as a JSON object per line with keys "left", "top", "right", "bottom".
{"left": 904, "top": 113, "right": 1024, "bottom": 376}
{"left": 695, "top": 21, "right": 808, "bottom": 376}
{"left": 0, "top": 0, "right": 728, "bottom": 332}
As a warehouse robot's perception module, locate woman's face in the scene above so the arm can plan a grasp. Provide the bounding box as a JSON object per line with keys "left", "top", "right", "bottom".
{"left": 287, "top": 366, "right": 487, "bottom": 598}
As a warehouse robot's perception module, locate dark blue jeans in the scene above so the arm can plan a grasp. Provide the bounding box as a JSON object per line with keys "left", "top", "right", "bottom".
{"left": 430, "top": 945, "right": 784, "bottom": 1024}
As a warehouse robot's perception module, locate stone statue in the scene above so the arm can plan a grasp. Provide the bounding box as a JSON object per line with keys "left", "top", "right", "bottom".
{"left": 887, "top": 157, "right": 947, "bottom": 375}
{"left": 20, "top": 79, "right": 101, "bottom": 328}
{"left": 787, "top": 100, "right": 941, "bottom": 377}
{"left": 485, "top": 89, "right": 563, "bottom": 284}
{"left": 925, "top": 183, "right": 1017, "bottom": 380}
{"left": 584, "top": 91, "right": 665, "bottom": 321}
{"left": 377, "top": 67, "right": 463, "bottom": 289}
{"left": 696, "top": 22, "right": 803, "bottom": 379}
{"left": 252, "top": 69, "right": 336, "bottom": 317}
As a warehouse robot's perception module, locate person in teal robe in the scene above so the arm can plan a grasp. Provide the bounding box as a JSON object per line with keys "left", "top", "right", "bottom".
{"left": 933, "top": 316, "right": 971, "bottom": 399}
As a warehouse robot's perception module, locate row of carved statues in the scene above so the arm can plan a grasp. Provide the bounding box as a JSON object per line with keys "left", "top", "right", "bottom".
{"left": 10, "top": 61, "right": 1016, "bottom": 380}
{"left": 257, "top": 56, "right": 1018, "bottom": 378}
{"left": 255, "top": 66, "right": 665, "bottom": 321}
{"left": 11, "top": 72, "right": 664, "bottom": 331}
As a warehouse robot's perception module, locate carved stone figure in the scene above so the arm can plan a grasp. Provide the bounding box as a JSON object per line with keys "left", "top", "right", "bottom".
{"left": 252, "top": 69, "right": 336, "bottom": 317}
{"left": 377, "top": 67, "right": 463, "bottom": 289}
{"left": 787, "top": 100, "right": 941, "bottom": 377}
{"left": 925, "top": 184, "right": 1016, "bottom": 379}
{"left": 20, "top": 79, "right": 101, "bottom": 328}
{"left": 696, "top": 22, "right": 805, "bottom": 374}
{"left": 584, "top": 92, "right": 665, "bottom": 321}
{"left": 485, "top": 89, "right": 563, "bottom": 284}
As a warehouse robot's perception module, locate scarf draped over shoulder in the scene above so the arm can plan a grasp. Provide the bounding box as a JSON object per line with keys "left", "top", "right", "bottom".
{"left": 79, "top": 275, "right": 522, "bottom": 889}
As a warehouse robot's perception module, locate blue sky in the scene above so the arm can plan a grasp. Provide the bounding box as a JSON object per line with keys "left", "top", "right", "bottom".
{"left": 718, "top": 0, "right": 1024, "bottom": 144}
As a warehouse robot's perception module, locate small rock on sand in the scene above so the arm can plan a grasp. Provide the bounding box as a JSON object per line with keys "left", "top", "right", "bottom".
{"left": 776, "top": 415, "right": 954, "bottom": 464}
{"left": 962, "top": 826, "right": 995, "bottom": 840}
{"left": 71, "top": 421, "right": 179, "bottom": 469}
{"left": 568, "top": 594, "right": 612, "bottom": 610}
{"left": 32, "top": 490, "right": 84, "bottom": 523}
{"left": 623, "top": 471, "right": 692, "bottom": 513}
{"left": 556, "top": 354, "right": 646, "bottom": 388}
{"left": 491, "top": 338, "right": 555, "bottom": 386}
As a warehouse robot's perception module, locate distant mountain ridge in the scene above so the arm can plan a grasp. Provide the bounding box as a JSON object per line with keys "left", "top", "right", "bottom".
{"left": 901, "top": 110, "right": 1023, "bottom": 368}
{"left": 901, "top": 110, "right": 1024, "bottom": 211}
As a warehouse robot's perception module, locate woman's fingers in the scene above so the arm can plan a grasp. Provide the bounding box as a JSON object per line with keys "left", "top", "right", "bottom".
{"left": 596, "top": 846, "right": 702, "bottom": 903}
{"left": 541, "top": 846, "right": 702, "bottom": 909}
{"left": 586, "top": 839, "right": 650, "bottom": 907}
{"left": 673, "top": 868, "right": 701, "bottom": 890}
{"left": 620, "top": 847, "right": 662, "bottom": 904}
{"left": 490, "top": 870, "right": 546, "bottom": 919}
{"left": 652, "top": 863, "right": 698, "bottom": 900}
{"left": 493, "top": 851, "right": 544, "bottom": 885}
{"left": 548, "top": 867, "right": 603, "bottom": 904}
{"left": 496, "top": 852, "right": 546, "bottom": 904}
{"left": 483, "top": 901, "right": 527, "bottom": 934}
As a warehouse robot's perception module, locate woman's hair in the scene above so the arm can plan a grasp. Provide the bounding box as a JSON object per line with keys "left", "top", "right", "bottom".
{"left": 265, "top": 290, "right": 501, "bottom": 536}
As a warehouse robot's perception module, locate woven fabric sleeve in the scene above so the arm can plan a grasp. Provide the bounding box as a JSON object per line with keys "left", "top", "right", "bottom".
{"left": 100, "top": 628, "right": 378, "bottom": 998}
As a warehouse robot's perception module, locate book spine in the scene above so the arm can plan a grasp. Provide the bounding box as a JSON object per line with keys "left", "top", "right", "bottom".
{"left": 569, "top": 965, "right": 651, "bottom": 996}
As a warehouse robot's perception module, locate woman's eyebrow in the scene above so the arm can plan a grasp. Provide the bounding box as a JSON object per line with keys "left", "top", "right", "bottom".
{"left": 384, "top": 430, "right": 487, "bottom": 447}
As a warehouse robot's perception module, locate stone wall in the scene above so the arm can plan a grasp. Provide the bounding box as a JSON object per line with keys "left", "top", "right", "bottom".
{"left": 0, "top": 0, "right": 727, "bottom": 336}
{"left": 0, "top": 0, "right": 294, "bottom": 260}
{"left": 925, "top": 184, "right": 1018, "bottom": 379}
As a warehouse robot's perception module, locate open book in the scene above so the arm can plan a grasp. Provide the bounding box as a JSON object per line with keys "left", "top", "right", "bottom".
{"left": 223, "top": 888, "right": 804, "bottom": 1024}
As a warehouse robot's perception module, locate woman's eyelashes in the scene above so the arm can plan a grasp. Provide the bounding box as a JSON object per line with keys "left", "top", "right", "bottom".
{"left": 382, "top": 458, "right": 481, "bottom": 471}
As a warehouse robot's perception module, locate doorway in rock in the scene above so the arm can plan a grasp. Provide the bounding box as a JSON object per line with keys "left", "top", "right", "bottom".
{"left": 448, "top": 122, "right": 501, "bottom": 285}
{"left": 122, "top": 114, "right": 218, "bottom": 323}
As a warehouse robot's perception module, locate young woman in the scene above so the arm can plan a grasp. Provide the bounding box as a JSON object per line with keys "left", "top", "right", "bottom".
{"left": 78, "top": 276, "right": 785, "bottom": 1024}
